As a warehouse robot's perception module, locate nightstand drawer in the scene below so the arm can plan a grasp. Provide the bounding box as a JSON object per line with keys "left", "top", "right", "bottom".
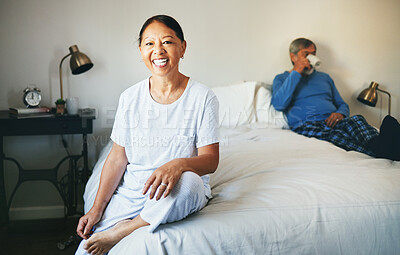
{"left": 0, "top": 114, "right": 93, "bottom": 136}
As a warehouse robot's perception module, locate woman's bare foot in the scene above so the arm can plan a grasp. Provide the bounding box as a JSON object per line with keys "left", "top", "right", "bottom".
{"left": 83, "top": 216, "right": 149, "bottom": 255}
{"left": 83, "top": 220, "right": 128, "bottom": 255}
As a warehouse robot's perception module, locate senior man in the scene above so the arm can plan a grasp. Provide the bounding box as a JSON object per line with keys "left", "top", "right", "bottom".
{"left": 271, "top": 37, "right": 399, "bottom": 160}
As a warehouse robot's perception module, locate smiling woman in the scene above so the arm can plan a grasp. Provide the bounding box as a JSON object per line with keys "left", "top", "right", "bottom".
{"left": 75, "top": 15, "right": 220, "bottom": 255}
{"left": 138, "top": 19, "right": 188, "bottom": 104}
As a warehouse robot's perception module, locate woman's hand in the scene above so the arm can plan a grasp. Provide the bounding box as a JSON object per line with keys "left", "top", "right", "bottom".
{"left": 76, "top": 208, "right": 103, "bottom": 240}
{"left": 142, "top": 158, "right": 185, "bottom": 200}
{"left": 142, "top": 143, "right": 219, "bottom": 200}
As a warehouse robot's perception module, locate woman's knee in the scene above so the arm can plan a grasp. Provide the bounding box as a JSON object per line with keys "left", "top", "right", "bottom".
{"left": 172, "top": 171, "right": 204, "bottom": 199}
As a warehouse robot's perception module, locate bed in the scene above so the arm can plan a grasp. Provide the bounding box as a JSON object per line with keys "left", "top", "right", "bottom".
{"left": 83, "top": 81, "right": 400, "bottom": 254}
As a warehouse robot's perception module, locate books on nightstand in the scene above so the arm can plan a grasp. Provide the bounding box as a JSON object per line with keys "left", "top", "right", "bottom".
{"left": 9, "top": 107, "right": 54, "bottom": 118}
{"left": 9, "top": 107, "right": 50, "bottom": 114}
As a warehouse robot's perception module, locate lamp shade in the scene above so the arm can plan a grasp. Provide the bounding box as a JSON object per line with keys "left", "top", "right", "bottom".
{"left": 357, "top": 81, "right": 378, "bottom": 106}
{"left": 58, "top": 44, "right": 94, "bottom": 100}
{"left": 357, "top": 81, "right": 391, "bottom": 116}
{"left": 68, "top": 45, "right": 93, "bottom": 74}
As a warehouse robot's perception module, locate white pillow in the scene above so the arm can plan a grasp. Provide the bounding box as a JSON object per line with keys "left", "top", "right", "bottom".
{"left": 254, "top": 86, "right": 289, "bottom": 129}
{"left": 212, "top": 81, "right": 257, "bottom": 128}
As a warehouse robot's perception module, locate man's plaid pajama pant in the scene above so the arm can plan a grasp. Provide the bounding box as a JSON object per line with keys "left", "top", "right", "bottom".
{"left": 292, "top": 115, "right": 379, "bottom": 156}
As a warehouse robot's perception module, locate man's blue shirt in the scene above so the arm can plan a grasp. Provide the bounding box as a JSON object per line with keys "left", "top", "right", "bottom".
{"left": 272, "top": 70, "right": 349, "bottom": 129}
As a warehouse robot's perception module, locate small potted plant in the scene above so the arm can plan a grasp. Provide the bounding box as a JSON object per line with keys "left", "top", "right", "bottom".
{"left": 55, "top": 98, "right": 66, "bottom": 115}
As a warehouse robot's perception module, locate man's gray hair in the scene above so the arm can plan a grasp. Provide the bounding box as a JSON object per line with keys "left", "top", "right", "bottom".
{"left": 289, "top": 38, "right": 316, "bottom": 55}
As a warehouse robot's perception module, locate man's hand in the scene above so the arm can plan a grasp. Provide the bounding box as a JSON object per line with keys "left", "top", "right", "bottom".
{"left": 325, "top": 112, "right": 345, "bottom": 128}
{"left": 292, "top": 53, "right": 311, "bottom": 74}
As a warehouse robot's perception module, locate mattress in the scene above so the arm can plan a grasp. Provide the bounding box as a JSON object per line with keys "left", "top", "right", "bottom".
{"left": 84, "top": 126, "right": 400, "bottom": 254}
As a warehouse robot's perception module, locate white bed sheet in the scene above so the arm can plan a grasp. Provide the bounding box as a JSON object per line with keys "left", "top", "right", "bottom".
{"left": 84, "top": 126, "right": 400, "bottom": 254}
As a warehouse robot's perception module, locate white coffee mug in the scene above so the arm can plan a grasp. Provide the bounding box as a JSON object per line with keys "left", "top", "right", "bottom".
{"left": 66, "top": 97, "right": 79, "bottom": 115}
{"left": 307, "top": 55, "right": 321, "bottom": 69}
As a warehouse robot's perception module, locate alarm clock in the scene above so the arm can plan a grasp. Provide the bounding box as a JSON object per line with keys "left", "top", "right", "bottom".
{"left": 23, "top": 87, "right": 42, "bottom": 107}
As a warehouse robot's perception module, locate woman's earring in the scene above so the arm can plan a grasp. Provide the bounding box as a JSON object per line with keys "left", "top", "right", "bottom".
{"left": 181, "top": 56, "right": 184, "bottom": 60}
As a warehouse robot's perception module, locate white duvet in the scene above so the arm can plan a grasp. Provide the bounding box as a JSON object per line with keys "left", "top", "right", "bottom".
{"left": 84, "top": 126, "right": 400, "bottom": 255}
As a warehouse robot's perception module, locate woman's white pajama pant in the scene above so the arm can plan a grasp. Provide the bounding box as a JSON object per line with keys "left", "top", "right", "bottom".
{"left": 75, "top": 171, "right": 209, "bottom": 255}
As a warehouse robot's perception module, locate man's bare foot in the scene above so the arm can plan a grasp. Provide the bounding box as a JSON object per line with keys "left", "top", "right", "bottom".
{"left": 83, "top": 220, "right": 130, "bottom": 255}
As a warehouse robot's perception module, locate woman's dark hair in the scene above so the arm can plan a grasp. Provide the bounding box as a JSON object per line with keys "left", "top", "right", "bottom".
{"left": 138, "top": 15, "right": 184, "bottom": 44}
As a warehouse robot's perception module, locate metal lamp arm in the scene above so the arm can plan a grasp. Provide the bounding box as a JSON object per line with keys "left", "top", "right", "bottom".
{"left": 58, "top": 53, "right": 72, "bottom": 100}
{"left": 377, "top": 88, "right": 391, "bottom": 116}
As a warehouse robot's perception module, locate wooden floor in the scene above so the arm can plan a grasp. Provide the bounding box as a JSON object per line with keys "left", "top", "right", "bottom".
{"left": 1, "top": 217, "right": 81, "bottom": 255}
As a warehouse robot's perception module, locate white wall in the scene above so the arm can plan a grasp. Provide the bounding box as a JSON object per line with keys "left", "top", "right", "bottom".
{"left": 1, "top": 0, "right": 399, "bottom": 218}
